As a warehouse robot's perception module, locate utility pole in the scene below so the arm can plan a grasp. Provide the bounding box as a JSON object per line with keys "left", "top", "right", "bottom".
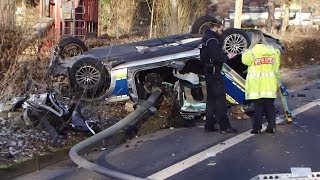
{"left": 234, "top": 0, "right": 243, "bottom": 28}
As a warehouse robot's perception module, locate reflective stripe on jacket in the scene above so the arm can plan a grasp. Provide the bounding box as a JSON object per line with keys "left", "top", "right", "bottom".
{"left": 242, "top": 44, "right": 281, "bottom": 100}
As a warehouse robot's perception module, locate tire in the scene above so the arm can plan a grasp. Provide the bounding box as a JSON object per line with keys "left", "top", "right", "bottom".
{"left": 221, "top": 28, "right": 251, "bottom": 54}
{"left": 191, "top": 15, "right": 219, "bottom": 34}
{"left": 69, "top": 57, "right": 110, "bottom": 100}
{"left": 58, "top": 36, "right": 88, "bottom": 59}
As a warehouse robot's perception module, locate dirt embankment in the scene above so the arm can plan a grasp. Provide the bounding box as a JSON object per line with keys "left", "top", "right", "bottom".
{"left": 280, "top": 29, "right": 320, "bottom": 68}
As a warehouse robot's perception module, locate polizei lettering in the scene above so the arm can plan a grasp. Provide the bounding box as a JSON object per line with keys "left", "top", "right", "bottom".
{"left": 254, "top": 57, "right": 275, "bottom": 65}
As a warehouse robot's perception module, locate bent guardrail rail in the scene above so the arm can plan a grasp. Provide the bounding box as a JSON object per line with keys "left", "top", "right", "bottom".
{"left": 69, "top": 90, "right": 161, "bottom": 180}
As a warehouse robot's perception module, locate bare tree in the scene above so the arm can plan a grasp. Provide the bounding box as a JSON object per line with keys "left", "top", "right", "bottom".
{"left": 234, "top": 0, "right": 243, "bottom": 28}
{"left": 0, "top": 0, "right": 16, "bottom": 28}
{"left": 169, "top": 0, "right": 178, "bottom": 35}
{"left": 146, "top": 0, "right": 156, "bottom": 38}
{"left": 267, "top": 0, "right": 276, "bottom": 33}
{"left": 281, "top": 0, "right": 290, "bottom": 34}
{"left": 309, "top": 6, "right": 316, "bottom": 28}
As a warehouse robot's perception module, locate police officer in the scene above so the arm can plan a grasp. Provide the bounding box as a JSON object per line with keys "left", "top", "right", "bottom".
{"left": 242, "top": 30, "right": 281, "bottom": 134}
{"left": 200, "top": 22, "right": 238, "bottom": 133}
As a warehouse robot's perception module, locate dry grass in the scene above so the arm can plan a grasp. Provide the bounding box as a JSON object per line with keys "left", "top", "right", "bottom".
{"left": 99, "top": 0, "right": 209, "bottom": 37}
{"left": 99, "top": 0, "right": 140, "bottom": 37}
{"left": 279, "top": 29, "right": 320, "bottom": 68}
{"left": 0, "top": 28, "right": 48, "bottom": 101}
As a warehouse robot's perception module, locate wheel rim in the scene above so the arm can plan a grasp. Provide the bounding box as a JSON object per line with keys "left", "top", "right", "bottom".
{"left": 198, "top": 22, "right": 213, "bottom": 34}
{"left": 75, "top": 65, "right": 101, "bottom": 88}
{"left": 223, "top": 34, "right": 248, "bottom": 54}
{"left": 62, "top": 44, "right": 84, "bottom": 58}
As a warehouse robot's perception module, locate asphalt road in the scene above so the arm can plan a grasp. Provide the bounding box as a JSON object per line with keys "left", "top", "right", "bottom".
{"left": 167, "top": 105, "right": 320, "bottom": 180}
{"left": 15, "top": 81, "right": 320, "bottom": 180}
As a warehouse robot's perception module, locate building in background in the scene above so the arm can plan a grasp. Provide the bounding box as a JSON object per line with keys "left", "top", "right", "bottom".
{"left": 37, "top": 0, "right": 98, "bottom": 39}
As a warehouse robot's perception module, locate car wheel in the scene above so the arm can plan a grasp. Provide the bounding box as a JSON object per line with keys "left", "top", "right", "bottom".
{"left": 69, "top": 57, "right": 110, "bottom": 100}
{"left": 221, "top": 28, "right": 251, "bottom": 54}
{"left": 191, "top": 15, "right": 219, "bottom": 34}
{"left": 58, "top": 36, "right": 88, "bottom": 59}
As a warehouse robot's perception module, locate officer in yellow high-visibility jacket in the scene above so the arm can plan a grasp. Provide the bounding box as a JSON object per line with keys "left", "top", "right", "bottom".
{"left": 242, "top": 30, "right": 281, "bottom": 134}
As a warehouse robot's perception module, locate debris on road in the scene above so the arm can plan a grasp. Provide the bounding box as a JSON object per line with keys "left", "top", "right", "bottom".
{"left": 207, "top": 162, "right": 216, "bottom": 166}
{"left": 206, "top": 152, "right": 216, "bottom": 157}
{"left": 297, "top": 94, "right": 306, "bottom": 97}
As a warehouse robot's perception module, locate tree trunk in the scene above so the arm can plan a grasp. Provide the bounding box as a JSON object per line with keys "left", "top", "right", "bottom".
{"left": 0, "top": 0, "right": 16, "bottom": 28}
{"left": 234, "top": 0, "right": 243, "bottom": 28}
{"left": 169, "top": 0, "right": 178, "bottom": 35}
{"left": 149, "top": 0, "right": 155, "bottom": 38}
{"left": 267, "top": 0, "right": 275, "bottom": 33}
{"left": 281, "top": 1, "right": 290, "bottom": 34}
{"left": 21, "top": 0, "right": 27, "bottom": 26}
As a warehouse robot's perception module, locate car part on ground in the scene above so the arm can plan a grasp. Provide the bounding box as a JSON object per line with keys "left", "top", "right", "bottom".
{"left": 0, "top": 92, "right": 101, "bottom": 146}
{"left": 69, "top": 90, "right": 161, "bottom": 180}
{"left": 58, "top": 36, "right": 88, "bottom": 59}
{"left": 23, "top": 93, "right": 69, "bottom": 117}
{"left": 69, "top": 106, "right": 101, "bottom": 135}
{"left": 21, "top": 92, "right": 71, "bottom": 146}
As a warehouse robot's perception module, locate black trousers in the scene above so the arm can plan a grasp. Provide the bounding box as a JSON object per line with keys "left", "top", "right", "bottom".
{"left": 253, "top": 98, "right": 276, "bottom": 130}
{"left": 204, "top": 73, "right": 231, "bottom": 130}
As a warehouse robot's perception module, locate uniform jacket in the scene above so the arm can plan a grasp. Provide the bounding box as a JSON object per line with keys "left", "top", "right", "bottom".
{"left": 200, "top": 29, "right": 229, "bottom": 70}
{"left": 242, "top": 43, "right": 281, "bottom": 100}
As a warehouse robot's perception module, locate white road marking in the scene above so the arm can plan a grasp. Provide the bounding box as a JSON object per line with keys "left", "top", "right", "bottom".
{"left": 148, "top": 98, "right": 320, "bottom": 180}
{"left": 291, "top": 98, "right": 320, "bottom": 116}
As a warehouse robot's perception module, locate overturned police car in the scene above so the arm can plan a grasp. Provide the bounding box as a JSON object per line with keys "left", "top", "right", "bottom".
{"left": 49, "top": 15, "right": 283, "bottom": 120}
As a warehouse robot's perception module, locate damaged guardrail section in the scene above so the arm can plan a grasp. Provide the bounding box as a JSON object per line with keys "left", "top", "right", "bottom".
{"left": 69, "top": 90, "right": 161, "bottom": 180}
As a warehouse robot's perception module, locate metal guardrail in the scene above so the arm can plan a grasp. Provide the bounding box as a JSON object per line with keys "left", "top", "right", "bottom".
{"left": 69, "top": 90, "right": 161, "bottom": 180}
{"left": 251, "top": 172, "right": 320, "bottom": 180}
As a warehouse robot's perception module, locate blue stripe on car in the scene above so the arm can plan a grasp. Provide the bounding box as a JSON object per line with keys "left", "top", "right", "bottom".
{"left": 223, "top": 75, "right": 251, "bottom": 105}
{"left": 113, "top": 79, "right": 129, "bottom": 96}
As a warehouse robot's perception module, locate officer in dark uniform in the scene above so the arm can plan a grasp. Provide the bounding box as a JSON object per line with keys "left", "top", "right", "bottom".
{"left": 200, "top": 22, "right": 238, "bottom": 133}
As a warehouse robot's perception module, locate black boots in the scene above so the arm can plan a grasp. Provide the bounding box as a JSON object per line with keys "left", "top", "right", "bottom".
{"left": 250, "top": 128, "right": 276, "bottom": 134}
{"left": 220, "top": 127, "right": 238, "bottom": 134}
{"left": 204, "top": 128, "right": 219, "bottom": 133}
{"left": 205, "top": 126, "right": 238, "bottom": 133}
{"left": 265, "top": 128, "right": 276, "bottom": 134}
{"left": 250, "top": 129, "right": 261, "bottom": 134}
